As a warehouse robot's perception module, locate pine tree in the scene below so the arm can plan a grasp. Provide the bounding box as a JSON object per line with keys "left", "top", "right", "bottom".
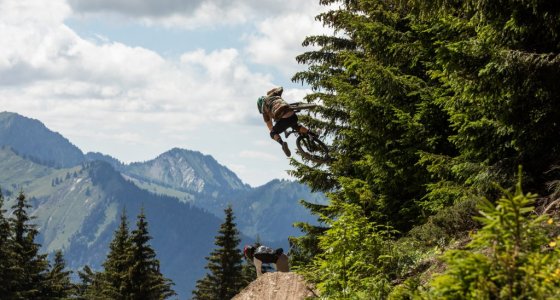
{"left": 75, "top": 265, "right": 104, "bottom": 300}
{"left": 192, "top": 205, "right": 245, "bottom": 300}
{"left": 292, "top": 0, "right": 455, "bottom": 232}
{"left": 45, "top": 250, "right": 74, "bottom": 299}
{"left": 409, "top": 0, "right": 560, "bottom": 199}
{"left": 240, "top": 261, "right": 256, "bottom": 288}
{"left": 10, "top": 190, "right": 49, "bottom": 299}
{"left": 284, "top": 0, "right": 560, "bottom": 296}
{"left": 0, "top": 188, "right": 16, "bottom": 298}
{"left": 128, "top": 208, "right": 176, "bottom": 300}
{"left": 100, "top": 209, "right": 134, "bottom": 299}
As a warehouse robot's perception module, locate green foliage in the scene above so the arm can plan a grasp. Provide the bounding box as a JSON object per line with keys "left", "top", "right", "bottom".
{"left": 409, "top": 198, "right": 479, "bottom": 248}
{"left": 45, "top": 250, "right": 74, "bottom": 299}
{"left": 308, "top": 201, "right": 395, "bottom": 299}
{"left": 100, "top": 209, "right": 134, "bottom": 299}
{"left": 95, "top": 209, "right": 176, "bottom": 299}
{"left": 291, "top": 0, "right": 560, "bottom": 298}
{"left": 75, "top": 265, "right": 103, "bottom": 300}
{"left": 10, "top": 190, "right": 50, "bottom": 299}
{"left": 69, "top": 208, "right": 177, "bottom": 299}
{"left": 416, "top": 0, "right": 560, "bottom": 197}
{"left": 0, "top": 186, "right": 177, "bottom": 299}
{"left": 192, "top": 205, "right": 245, "bottom": 300}
{"left": 0, "top": 189, "right": 77, "bottom": 299}
{"left": 425, "top": 174, "right": 560, "bottom": 299}
{"left": 0, "top": 188, "right": 16, "bottom": 298}
{"left": 288, "top": 200, "right": 329, "bottom": 269}
{"left": 292, "top": 0, "right": 458, "bottom": 234}
{"left": 128, "top": 208, "right": 176, "bottom": 299}
{"left": 240, "top": 260, "right": 257, "bottom": 287}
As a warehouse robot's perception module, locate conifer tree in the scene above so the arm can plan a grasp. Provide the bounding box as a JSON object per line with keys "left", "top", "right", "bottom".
{"left": 128, "top": 208, "right": 176, "bottom": 299}
{"left": 100, "top": 209, "right": 134, "bottom": 299}
{"left": 10, "top": 190, "right": 49, "bottom": 299}
{"left": 288, "top": 1, "right": 455, "bottom": 277}
{"left": 240, "top": 260, "right": 256, "bottom": 287}
{"left": 75, "top": 265, "right": 103, "bottom": 300}
{"left": 408, "top": 0, "right": 560, "bottom": 199}
{"left": 292, "top": 0, "right": 455, "bottom": 232}
{"left": 0, "top": 188, "right": 16, "bottom": 298}
{"left": 45, "top": 250, "right": 74, "bottom": 299}
{"left": 289, "top": 0, "right": 560, "bottom": 297}
{"left": 192, "top": 205, "right": 244, "bottom": 300}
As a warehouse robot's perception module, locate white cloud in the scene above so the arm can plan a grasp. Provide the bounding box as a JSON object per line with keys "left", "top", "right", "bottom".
{"left": 0, "top": 0, "right": 325, "bottom": 186}
{"left": 0, "top": 0, "right": 268, "bottom": 126}
{"left": 65, "top": 0, "right": 331, "bottom": 77}
{"left": 67, "top": 0, "right": 324, "bottom": 29}
{"left": 239, "top": 150, "right": 279, "bottom": 162}
{"left": 243, "top": 10, "right": 332, "bottom": 77}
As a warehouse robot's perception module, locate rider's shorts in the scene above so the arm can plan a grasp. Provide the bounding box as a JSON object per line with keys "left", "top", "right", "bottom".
{"left": 273, "top": 113, "right": 300, "bottom": 134}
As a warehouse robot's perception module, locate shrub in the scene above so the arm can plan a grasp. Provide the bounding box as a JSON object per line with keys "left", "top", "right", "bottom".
{"left": 424, "top": 172, "right": 560, "bottom": 299}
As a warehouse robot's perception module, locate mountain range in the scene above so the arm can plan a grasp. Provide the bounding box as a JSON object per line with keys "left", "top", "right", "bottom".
{"left": 0, "top": 111, "right": 326, "bottom": 298}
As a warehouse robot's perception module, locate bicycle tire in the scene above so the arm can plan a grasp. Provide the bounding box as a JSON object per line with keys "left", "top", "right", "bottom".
{"left": 296, "top": 134, "right": 330, "bottom": 163}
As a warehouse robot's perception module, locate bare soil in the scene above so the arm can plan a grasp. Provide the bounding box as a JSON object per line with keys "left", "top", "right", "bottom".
{"left": 232, "top": 272, "right": 318, "bottom": 300}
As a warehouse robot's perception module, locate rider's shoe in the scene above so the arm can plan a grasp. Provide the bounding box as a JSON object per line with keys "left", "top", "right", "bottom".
{"left": 281, "top": 142, "right": 291, "bottom": 157}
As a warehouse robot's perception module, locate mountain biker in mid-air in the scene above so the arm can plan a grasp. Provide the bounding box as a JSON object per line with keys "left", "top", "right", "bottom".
{"left": 257, "top": 86, "right": 310, "bottom": 157}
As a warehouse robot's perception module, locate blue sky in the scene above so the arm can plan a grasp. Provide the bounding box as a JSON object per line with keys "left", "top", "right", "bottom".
{"left": 0, "top": 0, "right": 331, "bottom": 186}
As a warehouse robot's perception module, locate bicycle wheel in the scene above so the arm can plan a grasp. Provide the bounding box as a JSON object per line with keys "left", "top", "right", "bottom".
{"left": 296, "top": 134, "right": 330, "bottom": 163}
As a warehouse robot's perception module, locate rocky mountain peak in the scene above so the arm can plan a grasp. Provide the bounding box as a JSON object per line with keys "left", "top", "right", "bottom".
{"left": 125, "top": 147, "right": 249, "bottom": 194}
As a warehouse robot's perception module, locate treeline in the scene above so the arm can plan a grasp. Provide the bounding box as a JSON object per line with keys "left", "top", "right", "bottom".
{"left": 288, "top": 0, "right": 560, "bottom": 298}
{"left": 0, "top": 189, "right": 175, "bottom": 299}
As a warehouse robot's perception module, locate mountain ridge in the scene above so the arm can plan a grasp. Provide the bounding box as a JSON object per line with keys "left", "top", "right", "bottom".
{"left": 0, "top": 111, "right": 84, "bottom": 167}
{"left": 124, "top": 147, "right": 250, "bottom": 194}
{"left": 0, "top": 111, "right": 327, "bottom": 297}
{"left": 0, "top": 147, "right": 226, "bottom": 297}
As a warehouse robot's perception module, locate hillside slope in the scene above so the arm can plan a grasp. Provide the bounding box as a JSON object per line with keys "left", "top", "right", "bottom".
{"left": 0, "top": 111, "right": 328, "bottom": 296}
{"left": 0, "top": 111, "right": 84, "bottom": 167}
{"left": 233, "top": 272, "right": 317, "bottom": 300}
{"left": 0, "top": 148, "right": 225, "bottom": 298}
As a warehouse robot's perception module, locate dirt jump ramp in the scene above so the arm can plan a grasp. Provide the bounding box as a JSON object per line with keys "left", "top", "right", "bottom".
{"left": 232, "top": 272, "right": 317, "bottom": 300}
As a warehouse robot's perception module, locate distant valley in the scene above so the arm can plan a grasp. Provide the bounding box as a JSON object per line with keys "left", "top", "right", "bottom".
{"left": 0, "top": 111, "right": 326, "bottom": 298}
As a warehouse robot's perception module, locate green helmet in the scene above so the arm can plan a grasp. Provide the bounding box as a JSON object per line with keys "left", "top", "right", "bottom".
{"left": 257, "top": 96, "right": 265, "bottom": 114}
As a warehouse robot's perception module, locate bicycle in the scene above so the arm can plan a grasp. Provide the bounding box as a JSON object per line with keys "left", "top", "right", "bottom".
{"left": 285, "top": 102, "right": 331, "bottom": 164}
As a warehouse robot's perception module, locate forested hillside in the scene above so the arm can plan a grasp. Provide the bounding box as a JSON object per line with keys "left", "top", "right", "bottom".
{"left": 0, "top": 113, "right": 326, "bottom": 297}
{"left": 287, "top": 0, "right": 560, "bottom": 298}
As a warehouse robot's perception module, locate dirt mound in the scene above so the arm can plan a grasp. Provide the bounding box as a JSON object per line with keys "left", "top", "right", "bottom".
{"left": 232, "top": 272, "right": 317, "bottom": 300}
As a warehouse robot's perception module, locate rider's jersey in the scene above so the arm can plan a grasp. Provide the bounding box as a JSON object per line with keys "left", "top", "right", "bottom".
{"left": 262, "top": 95, "right": 292, "bottom": 122}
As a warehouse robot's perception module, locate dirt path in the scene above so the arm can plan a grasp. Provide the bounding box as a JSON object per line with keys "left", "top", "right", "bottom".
{"left": 232, "top": 272, "right": 317, "bottom": 300}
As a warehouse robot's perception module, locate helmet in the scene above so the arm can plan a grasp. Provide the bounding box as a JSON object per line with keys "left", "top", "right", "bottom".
{"left": 267, "top": 86, "right": 283, "bottom": 97}
{"left": 257, "top": 96, "right": 265, "bottom": 114}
